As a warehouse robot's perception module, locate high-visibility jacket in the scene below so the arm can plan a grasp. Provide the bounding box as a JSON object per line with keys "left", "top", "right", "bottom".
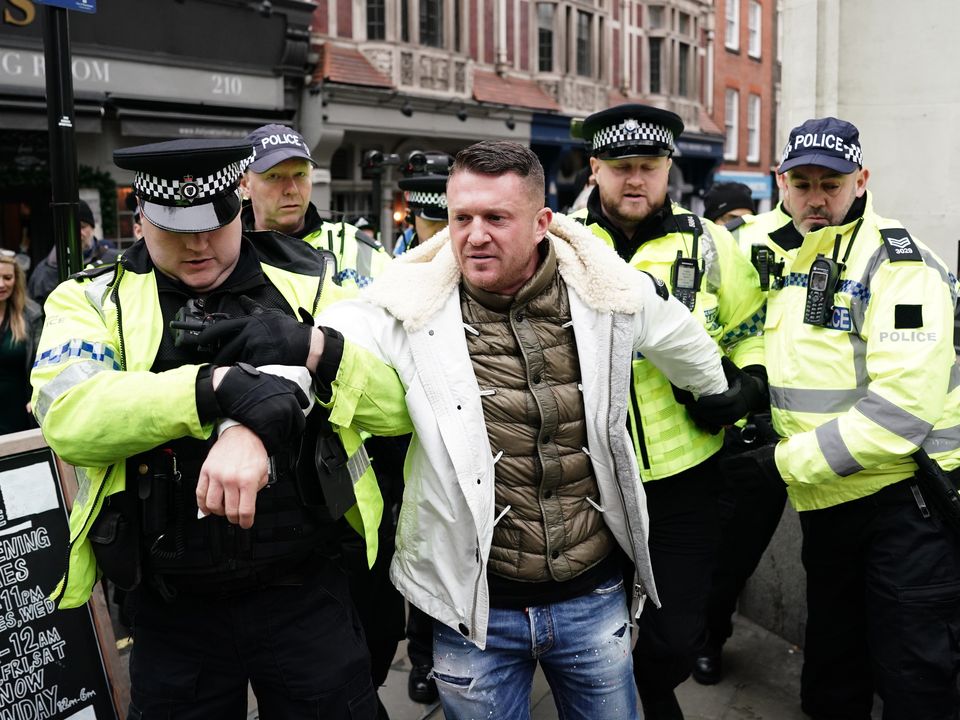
{"left": 571, "top": 203, "right": 766, "bottom": 480}
{"left": 765, "top": 192, "right": 960, "bottom": 510}
{"left": 31, "top": 234, "right": 383, "bottom": 609}
{"left": 241, "top": 203, "right": 390, "bottom": 289}
{"left": 302, "top": 221, "right": 390, "bottom": 289}
{"left": 728, "top": 201, "right": 798, "bottom": 267}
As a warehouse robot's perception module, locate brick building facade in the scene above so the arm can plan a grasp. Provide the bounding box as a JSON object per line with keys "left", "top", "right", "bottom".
{"left": 708, "top": 0, "right": 778, "bottom": 212}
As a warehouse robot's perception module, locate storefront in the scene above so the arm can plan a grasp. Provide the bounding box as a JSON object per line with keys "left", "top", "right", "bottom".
{"left": 0, "top": 0, "right": 313, "bottom": 265}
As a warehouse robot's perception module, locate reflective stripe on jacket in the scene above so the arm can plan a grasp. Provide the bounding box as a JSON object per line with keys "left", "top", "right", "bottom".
{"left": 766, "top": 192, "right": 960, "bottom": 510}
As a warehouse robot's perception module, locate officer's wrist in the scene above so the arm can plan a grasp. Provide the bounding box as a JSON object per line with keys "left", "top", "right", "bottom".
{"left": 195, "top": 364, "right": 222, "bottom": 424}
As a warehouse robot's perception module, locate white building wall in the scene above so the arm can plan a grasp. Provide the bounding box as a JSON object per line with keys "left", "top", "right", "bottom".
{"left": 779, "top": 0, "right": 960, "bottom": 271}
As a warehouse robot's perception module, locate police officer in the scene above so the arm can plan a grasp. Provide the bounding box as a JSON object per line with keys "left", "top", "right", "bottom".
{"left": 572, "top": 104, "right": 769, "bottom": 719}
{"left": 240, "top": 123, "right": 389, "bottom": 288}
{"left": 749, "top": 117, "right": 960, "bottom": 719}
{"left": 394, "top": 150, "right": 452, "bottom": 256}
{"left": 31, "top": 139, "right": 381, "bottom": 718}
{"left": 694, "top": 181, "right": 790, "bottom": 685}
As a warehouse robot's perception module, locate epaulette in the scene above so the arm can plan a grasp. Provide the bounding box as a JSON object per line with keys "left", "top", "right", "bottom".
{"left": 641, "top": 271, "right": 670, "bottom": 301}
{"left": 725, "top": 216, "right": 748, "bottom": 232}
{"left": 879, "top": 228, "right": 922, "bottom": 262}
{"left": 70, "top": 261, "right": 117, "bottom": 282}
{"left": 354, "top": 229, "right": 383, "bottom": 251}
{"left": 673, "top": 213, "right": 703, "bottom": 234}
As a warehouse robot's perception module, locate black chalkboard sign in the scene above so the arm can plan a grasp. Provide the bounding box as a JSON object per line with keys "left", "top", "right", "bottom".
{"left": 0, "top": 430, "right": 127, "bottom": 719}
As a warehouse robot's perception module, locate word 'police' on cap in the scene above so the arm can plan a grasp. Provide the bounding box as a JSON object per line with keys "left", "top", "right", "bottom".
{"left": 579, "top": 104, "right": 684, "bottom": 159}
{"left": 399, "top": 174, "right": 448, "bottom": 222}
{"left": 246, "top": 124, "right": 316, "bottom": 173}
{"left": 114, "top": 138, "right": 253, "bottom": 234}
{"left": 778, "top": 117, "right": 863, "bottom": 175}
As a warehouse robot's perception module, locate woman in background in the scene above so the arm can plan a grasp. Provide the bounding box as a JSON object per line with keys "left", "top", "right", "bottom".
{"left": 0, "top": 249, "right": 43, "bottom": 434}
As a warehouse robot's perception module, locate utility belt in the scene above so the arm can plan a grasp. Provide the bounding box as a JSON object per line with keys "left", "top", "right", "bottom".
{"left": 88, "top": 409, "right": 369, "bottom": 597}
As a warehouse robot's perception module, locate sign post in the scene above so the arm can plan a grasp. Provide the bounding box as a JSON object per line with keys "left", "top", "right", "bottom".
{"left": 36, "top": 0, "right": 97, "bottom": 281}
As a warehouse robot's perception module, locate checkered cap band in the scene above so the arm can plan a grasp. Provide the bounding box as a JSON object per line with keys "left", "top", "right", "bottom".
{"left": 134, "top": 153, "right": 254, "bottom": 206}
{"left": 405, "top": 190, "right": 447, "bottom": 209}
{"left": 592, "top": 120, "right": 674, "bottom": 153}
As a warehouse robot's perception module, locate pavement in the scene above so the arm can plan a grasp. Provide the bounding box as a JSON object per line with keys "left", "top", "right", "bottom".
{"left": 254, "top": 613, "right": 882, "bottom": 720}
{"left": 110, "top": 601, "right": 883, "bottom": 719}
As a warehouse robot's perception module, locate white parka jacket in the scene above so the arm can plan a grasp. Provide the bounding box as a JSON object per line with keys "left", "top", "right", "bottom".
{"left": 317, "top": 213, "right": 728, "bottom": 650}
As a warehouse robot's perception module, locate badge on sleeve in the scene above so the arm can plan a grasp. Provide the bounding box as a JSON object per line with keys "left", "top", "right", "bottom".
{"left": 880, "top": 228, "right": 921, "bottom": 262}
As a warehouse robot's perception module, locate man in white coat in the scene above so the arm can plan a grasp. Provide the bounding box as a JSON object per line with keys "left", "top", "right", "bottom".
{"left": 225, "top": 141, "right": 752, "bottom": 719}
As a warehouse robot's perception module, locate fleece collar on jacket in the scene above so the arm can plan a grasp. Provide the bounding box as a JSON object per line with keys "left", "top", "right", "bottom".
{"left": 362, "top": 212, "right": 648, "bottom": 332}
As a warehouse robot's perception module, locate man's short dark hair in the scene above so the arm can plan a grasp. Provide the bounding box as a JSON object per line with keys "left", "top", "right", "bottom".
{"left": 450, "top": 141, "right": 545, "bottom": 203}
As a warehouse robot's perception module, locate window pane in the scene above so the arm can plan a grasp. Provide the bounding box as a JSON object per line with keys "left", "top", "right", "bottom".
{"left": 649, "top": 37, "right": 662, "bottom": 94}
{"left": 678, "top": 42, "right": 689, "bottom": 97}
{"left": 725, "top": 89, "right": 739, "bottom": 160}
{"left": 420, "top": 0, "right": 444, "bottom": 47}
{"left": 678, "top": 12, "right": 690, "bottom": 35}
{"left": 748, "top": 0, "right": 762, "bottom": 57}
{"left": 747, "top": 94, "right": 761, "bottom": 161}
{"left": 538, "top": 3, "right": 554, "bottom": 72}
{"left": 367, "top": 0, "right": 385, "bottom": 40}
{"left": 725, "top": 0, "right": 740, "bottom": 50}
{"left": 577, "top": 10, "right": 592, "bottom": 77}
{"left": 648, "top": 5, "right": 664, "bottom": 29}
{"left": 455, "top": 0, "right": 462, "bottom": 52}
{"left": 401, "top": 0, "right": 409, "bottom": 42}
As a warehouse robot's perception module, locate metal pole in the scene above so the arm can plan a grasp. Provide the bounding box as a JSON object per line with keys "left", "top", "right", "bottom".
{"left": 42, "top": 5, "right": 81, "bottom": 281}
{"left": 370, "top": 171, "right": 382, "bottom": 242}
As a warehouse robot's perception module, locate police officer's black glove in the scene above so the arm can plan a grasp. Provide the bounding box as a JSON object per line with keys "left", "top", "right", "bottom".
{"left": 679, "top": 357, "right": 769, "bottom": 434}
{"left": 213, "top": 363, "right": 310, "bottom": 455}
{"left": 196, "top": 296, "right": 314, "bottom": 367}
{"left": 718, "top": 442, "right": 783, "bottom": 487}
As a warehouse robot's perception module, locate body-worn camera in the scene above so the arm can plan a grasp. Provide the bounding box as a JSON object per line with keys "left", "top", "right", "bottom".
{"left": 803, "top": 254, "right": 842, "bottom": 326}
{"left": 751, "top": 245, "right": 784, "bottom": 291}
{"left": 169, "top": 299, "right": 229, "bottom": 353}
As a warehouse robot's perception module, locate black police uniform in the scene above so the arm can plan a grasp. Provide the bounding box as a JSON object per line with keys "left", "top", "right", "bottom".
{"left": 107, "top": 140, "right": 377, "bottom": 719}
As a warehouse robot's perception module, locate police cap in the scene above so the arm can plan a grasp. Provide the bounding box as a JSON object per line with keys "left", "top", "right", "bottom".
{"left": 778, "top": 117, "right": 863, "bottom": 175}
{"left": 114, "top": 138, "right": 253, "bottom": 234}
{"left": 398, "top": 174, "right": 448, "bottom": 222}
{"left": 580, "top": 104, "right": 684, "bottom": 159}
{"left": 246, "top": 124, "right": 316, "bottom": 173}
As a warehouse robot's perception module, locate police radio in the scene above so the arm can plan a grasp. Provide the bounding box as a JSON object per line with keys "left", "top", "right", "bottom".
{"left": 803, "top": 254, "right": 841, "bottom": 326}
{"left": 671, "top": 251, "right": 702, "bottom": 312}
{"left": 670, "top": 214, "right": 703, "bottom": 312}
{"left": 751, "top": 245, "right": 783, "bottom": 291}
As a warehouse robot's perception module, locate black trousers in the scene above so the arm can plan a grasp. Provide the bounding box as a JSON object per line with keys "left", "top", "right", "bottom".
{"left": 127, "top": 556, "right": 377, "bottom": 719}
{"left": 406, "top": 604, "right": 434, "bottom": 668}
{"left": 800, "top": 479, "right": 960, "bottom": 720}
{"left": 704, "top": 450, "right": 787, "bottom": 647}
{"left": 632, "top": 457, "right": 722, "bottom": 698}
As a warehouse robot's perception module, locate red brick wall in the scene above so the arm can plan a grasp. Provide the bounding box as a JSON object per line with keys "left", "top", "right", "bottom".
{"left": 711, "top": 0, "right": 776, "bottom": 173}
{"left": 484, "top": 0, "right": 494, "bottom": 64}
{"left": 336, "top": 0, "right": 351, "bottom": 38}
{"left": 470, "top": 0, "right": 479, "bottom": 60}
{"left": 520, "top": 0, "right": 529, "bottom": 71}
{"left": 507, "top": 0, "right": 515, "bottom": 64}
{"left": 313, "top": 0, "right": 328, "bottom": 35}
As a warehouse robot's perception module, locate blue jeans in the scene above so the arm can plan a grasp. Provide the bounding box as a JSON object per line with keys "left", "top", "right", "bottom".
{"left": 432, "top": 572, "right": 638, "bottom": 720}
